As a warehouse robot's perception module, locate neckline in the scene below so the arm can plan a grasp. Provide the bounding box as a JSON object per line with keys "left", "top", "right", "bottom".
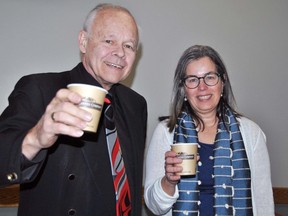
{"left": 198, "top": 141, "right": 214, "bottom": 146}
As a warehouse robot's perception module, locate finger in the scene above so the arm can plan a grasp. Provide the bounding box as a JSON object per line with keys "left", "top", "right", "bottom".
{"left": 48, "top": 105, "right": 92, "bottom": 139}
{"left": 45, "top": 89, "right": 82, "bottom": 118}
{"left": 47, "top": 89, "right": 92, "bottom": 123}
{"left": 166, "top": 164, "right": 183, "bottom": 174}
{"left": 51, "top": 112, "right": 56, "bottom": 122}
{"left": 41, "top": 111, "right": 85, "bottom": 138}
{"left": 54, "top": 88, "right": 83, "bottom": 104}
{"left": 51, "top": 109, "right": 89, "bottom": 129}
{"left": 166, "top": 173, "right": 181, "bottom": 182}
{"left": 55, "top": 101, "right": 92, "bottom": 122}
{"left": 165, "top": 150, "right": 177, "bottom": 158}
{"left": 165, "top": 155, "right": 183, "bottom": 166}
{"left": 50, "top": 121, "right": 84, "bottom": 137}
{"left": 165, "top": 168, "right": 181, "bottom": 184}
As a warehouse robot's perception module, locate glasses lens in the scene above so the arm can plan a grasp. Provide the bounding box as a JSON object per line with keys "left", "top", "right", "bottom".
{"left": 185, "top": 76, "right": 199, "bottom": 89}
{"left": 184, "top": 73, "right": 220, "bottom": 89}
{"left": 204, "top": 73, "right": 219, "bottom": 86}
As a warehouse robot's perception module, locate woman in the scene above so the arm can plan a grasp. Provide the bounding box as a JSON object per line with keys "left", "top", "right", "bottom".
{"left": 144, "top": 45, "right": 274, "bottom": 215}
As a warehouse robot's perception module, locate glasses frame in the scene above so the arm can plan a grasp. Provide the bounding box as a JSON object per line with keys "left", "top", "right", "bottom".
{"left": 182, "top": 72, "right": 221, "bottom": 89}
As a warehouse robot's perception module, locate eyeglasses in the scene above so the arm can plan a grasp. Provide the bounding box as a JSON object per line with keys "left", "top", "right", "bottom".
{"left": 183, "top": 72, "right": 221, "bottom": 89}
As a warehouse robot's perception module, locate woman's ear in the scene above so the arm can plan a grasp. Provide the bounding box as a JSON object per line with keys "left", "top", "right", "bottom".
{"left": 222, "top": 74, "right": 226, "bottom": 83}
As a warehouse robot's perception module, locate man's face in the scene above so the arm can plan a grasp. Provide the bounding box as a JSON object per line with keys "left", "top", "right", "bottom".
{"left": 79, "top": 9, "right": 138, "bottom": 90}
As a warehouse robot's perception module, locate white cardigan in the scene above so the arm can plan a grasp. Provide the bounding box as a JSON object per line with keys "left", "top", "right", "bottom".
{"left": 144, "top": 117, "right": 274, "bottom": 216}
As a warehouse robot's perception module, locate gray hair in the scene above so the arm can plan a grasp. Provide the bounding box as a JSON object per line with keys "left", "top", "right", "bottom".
{"left": 82, "top": 3, "right": 139, "bottom": 47}
{"left": 167, "top": 45, "right": 241, "bottom": 132}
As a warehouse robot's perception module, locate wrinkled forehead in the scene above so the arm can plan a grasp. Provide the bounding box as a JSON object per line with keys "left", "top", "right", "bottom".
{"left": 93, "top": 9, "right": 139, "bottom": 43}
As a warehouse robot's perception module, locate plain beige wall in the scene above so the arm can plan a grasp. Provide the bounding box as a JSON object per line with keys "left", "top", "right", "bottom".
{"left": 0, "top": 0, "right": 287, "bottom": 187}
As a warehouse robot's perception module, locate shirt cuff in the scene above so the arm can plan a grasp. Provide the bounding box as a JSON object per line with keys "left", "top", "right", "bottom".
{"left": 154, "top": 177, "right": 179, "bottom": 207}
{"left": 20, "top": 150, "right": 47, "bottom": 182}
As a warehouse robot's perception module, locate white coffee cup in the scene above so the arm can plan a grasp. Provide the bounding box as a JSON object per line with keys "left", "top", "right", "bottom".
{"left": 171, "top": 143, "right": 198, "bottom": 176}
{"left": 67, "top": 83, "right": 108, "bottom": 133}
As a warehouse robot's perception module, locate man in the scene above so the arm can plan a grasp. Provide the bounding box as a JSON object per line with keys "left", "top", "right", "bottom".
{"left": 0, "top": 3, "right": 147, "bottom": 216}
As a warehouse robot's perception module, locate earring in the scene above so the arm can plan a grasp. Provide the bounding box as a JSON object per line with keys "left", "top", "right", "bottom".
{"left": 184, "top": 96, "right": 187, "bottom": 101}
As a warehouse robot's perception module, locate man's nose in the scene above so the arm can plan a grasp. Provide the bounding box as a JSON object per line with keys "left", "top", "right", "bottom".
{"left": 112, "top": 45, "right": 125, "bottom": 58}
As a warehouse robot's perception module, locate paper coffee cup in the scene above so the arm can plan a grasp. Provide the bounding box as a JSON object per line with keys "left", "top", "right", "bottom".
{"left": 171, "top": 143, "right": 198, "bottom": 176}
{"left": 67, "top": 83, "right": 108, "bottom": 133}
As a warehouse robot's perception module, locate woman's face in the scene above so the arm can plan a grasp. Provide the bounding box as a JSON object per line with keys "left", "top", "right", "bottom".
{"left": 184, "top": 56, "right": 224, "bottom": 117}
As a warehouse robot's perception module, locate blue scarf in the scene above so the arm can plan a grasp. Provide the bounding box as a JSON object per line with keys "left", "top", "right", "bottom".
{"left": 172, "top": 109, "right": 253, "bottom": 215}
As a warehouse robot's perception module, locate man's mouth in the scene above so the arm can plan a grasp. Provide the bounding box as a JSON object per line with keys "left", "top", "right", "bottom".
{"left": 106, "top": 62, "right": 124, "bottom": 69}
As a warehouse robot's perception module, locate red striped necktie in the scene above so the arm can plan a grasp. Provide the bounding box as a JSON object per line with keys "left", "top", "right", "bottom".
{"left": 104, "top": 96, "right": 131, "bottom": 216}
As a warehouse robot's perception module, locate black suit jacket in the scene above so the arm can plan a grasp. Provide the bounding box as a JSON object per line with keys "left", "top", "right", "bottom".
{"left": 0, "top": 63, "right": 147, "bottom": 216}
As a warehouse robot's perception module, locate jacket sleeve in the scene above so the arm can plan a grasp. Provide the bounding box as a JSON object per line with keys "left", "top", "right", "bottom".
{"left": 0, "top": 75, "right": 49, "bottom": 187}
{"left": 239, "top": 117, "right": 275, "bottom": 216}
{"left": 144, "top": 120, "right": 179, "bottom": 215}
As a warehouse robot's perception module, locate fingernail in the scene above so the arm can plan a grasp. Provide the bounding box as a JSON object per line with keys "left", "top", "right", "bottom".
{"left": 76, "top": 130, "right": 84, "bottom": 137}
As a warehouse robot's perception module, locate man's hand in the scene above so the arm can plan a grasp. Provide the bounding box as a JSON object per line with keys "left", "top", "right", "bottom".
{"left": 22, "top": 88, "right": 92, "bottom": 160}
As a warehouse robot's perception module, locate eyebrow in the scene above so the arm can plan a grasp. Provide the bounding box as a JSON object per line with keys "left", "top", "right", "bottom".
{"left": 186, "top": 71, "right": 217, "bottom": 77}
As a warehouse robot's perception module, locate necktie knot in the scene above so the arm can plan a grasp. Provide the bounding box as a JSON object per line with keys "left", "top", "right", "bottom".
{"left": 105, "top": 93, "right": 113, "bottom": 104}
{"left": 104, "top": 97, "right": 111, "bottom": 104}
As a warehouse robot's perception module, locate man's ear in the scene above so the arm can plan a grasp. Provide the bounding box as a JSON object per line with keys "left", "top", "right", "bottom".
{"left": 78, "top": 30, "right": 88, "bottom": 53}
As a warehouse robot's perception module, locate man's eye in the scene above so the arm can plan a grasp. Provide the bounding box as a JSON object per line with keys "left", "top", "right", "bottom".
{"left": 105, "top": 40, "right": 113, "bottom": 44}
{"left": 124, "top": 44, "right": 135, "bottom": 51}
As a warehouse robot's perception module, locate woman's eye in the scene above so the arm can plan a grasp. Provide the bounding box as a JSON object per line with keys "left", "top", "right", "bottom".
{"left": 188, "top": 78, "right": 198, "bottom": 83}
{"left": 206, "top": 75, "right": 216, "bottom": 80}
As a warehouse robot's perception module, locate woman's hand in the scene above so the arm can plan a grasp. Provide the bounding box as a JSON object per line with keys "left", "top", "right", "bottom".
{"left": 161, "top": 150, "right": 183, "bottom": 196}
